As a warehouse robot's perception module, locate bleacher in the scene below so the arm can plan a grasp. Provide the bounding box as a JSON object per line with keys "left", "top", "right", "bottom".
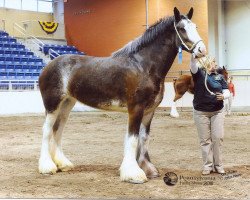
{"left": 40, "top": 44, "right": 85, "bottom": 59}
{"left": 0, "top": 30, "right": 45, "bottom": 90}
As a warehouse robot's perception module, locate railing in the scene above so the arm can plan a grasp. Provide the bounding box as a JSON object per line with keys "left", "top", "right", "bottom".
{"left": 13, "top": 22, "right": 45, "bottom": 50}
{"left": 48, "top": 48, "right": 60, "bottom": 59}
{"left": 0, "top": 80, "right": 39, "bottom": 91}
{"left": 0, "top": 19, "right": 6, "bottom": 31}
{"left": 165, "top": 69, "right": 250, "bottom": 82}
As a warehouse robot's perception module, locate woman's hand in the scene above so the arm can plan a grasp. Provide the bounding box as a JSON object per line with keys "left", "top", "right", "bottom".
{"left": 216, "top": 92, "right": 224, "bottom": 101}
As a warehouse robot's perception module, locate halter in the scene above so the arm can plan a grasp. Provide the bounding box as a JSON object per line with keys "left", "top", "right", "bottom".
{"left": 174, "top": 21, "right": 203, "bottom": 53}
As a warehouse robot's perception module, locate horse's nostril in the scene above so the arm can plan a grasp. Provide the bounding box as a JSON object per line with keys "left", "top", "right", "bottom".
{"left": 198, "top": 47, "right": 202, "bottom": 53}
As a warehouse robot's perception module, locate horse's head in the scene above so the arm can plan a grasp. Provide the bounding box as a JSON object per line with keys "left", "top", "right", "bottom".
{"left": 220, "top": 66, "right": 229, "bottom": 81}
{"left": 173, "top": 7, "right": 206, "bottom": 58}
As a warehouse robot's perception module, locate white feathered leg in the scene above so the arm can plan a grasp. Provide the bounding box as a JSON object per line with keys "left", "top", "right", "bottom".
{"left": 170, "top": 101, "right": 179, "bottom": 118}
{"left": 39, "top": 112, "right": 58, "bottom": 174}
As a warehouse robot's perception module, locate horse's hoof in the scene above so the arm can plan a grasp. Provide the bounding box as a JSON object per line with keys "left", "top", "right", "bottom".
{"left": 140, "top": 161, "right": 160, "bottom": 179}
{"left": 147, "top": 171, "right": 160, "bottom": 179}
{"left": 120, "top": 171, "right": 148, "bottom": 184}
{"left": 53, "top": 155, "right": 74, "bottom": 172}
{"left": 120, "top": 162, "right": 148, "bottom": 184}
{"left": 39, "top": 158, "right": 57, "bottom": 174}
{"left": 57, "top": 162, "right": 74, "bottom": 172}
{"left": 170, "top": 113, "right": 179, "bottom": 118}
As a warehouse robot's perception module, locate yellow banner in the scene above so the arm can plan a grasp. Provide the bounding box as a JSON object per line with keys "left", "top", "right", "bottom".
{"left": 38, "top": 21, "right": 58, "bottom": 34}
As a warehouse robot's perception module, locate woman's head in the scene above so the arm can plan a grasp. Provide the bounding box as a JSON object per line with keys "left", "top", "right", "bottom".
{"left": 197, "top": 56, "right": 217, "bottom": 73}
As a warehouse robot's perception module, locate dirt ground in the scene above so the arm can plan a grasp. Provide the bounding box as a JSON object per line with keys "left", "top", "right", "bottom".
{"left": 0, "top": 110, "right": 249, "bottom": 199}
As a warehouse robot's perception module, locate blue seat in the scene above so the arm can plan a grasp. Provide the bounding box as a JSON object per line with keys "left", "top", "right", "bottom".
{"left": 8, "top": 72, "right": 16, "bottom": 79}
{"left": 5, "top": 57, "right": 13, "bottom": 62}
{"left": 0, "top": 72, "right": 8, "bottom": 80}
{"left": 22, "top": 65, "right": 30, "bottom": 72}
{"left": 6, "top": 64, "right": 15, "bottom": 72}
{"left": 25, "top": 73, "right": 33, "bottom": 79}
{"left": 14, "top": 57, "right": 21, "bottom": 62}
{"left": 32, "top": 73, "right": 40, "bottom": 80}
{"left": 30, "top": 66, "right": 38, "bottom": 72}
{"left": 15, "top": 65, "right": 23, "bottom": 72}
{"left": 16, "top": 73, "right": 25, "bottom": 80}
{"left": 0, "top": 65, "right": 6, "bottom": 72}
{"left": 21, "top": 57, "right": 28, "bottom": 62}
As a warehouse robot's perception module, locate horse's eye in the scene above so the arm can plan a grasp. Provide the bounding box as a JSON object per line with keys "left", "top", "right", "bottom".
{"left": 180, "top": 27, "right": 185, "bottom": 31}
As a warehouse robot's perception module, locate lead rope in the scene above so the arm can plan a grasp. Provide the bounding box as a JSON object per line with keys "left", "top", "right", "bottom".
{"left": 196, "top": 56, "right": 215, "bottom": 96}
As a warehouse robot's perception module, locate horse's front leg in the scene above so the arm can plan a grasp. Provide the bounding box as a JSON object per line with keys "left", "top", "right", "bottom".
{"left": 120, "top": 105, "right": 147, "bottom": 184}
{"left": 137, "top": 111, "right": 160, "bottom": 178}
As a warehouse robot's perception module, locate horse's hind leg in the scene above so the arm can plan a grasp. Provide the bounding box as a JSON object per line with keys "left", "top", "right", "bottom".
{"left": 137, "top": 111, "right": 159, "bottom": 178}
{"left": 39, "top": 111, "right": 59, "bottom": 174}
{"left": 51, "top": 97, "right": 76, "bottom": 172}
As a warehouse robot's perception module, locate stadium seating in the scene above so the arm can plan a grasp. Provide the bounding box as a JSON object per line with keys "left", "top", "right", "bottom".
{"left": 40, "top": 43, "right": 85, "bottom": 59}
{"left": 0, "top": 30, "right": 46, "bottom": 90}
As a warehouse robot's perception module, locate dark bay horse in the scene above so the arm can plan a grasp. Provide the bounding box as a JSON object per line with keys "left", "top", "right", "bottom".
{"left": 38, "top": 7, "right": 206, "bottom": 184}
{"left": 170, "top": 66, "right": 228, "bottom": 118}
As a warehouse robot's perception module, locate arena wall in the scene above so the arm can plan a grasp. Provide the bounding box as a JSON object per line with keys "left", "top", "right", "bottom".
{"left": 208, "top": 0, "right": 250, "bottom": 70}
{"left": 0, "top": 7, "right": 52, "bottom": 37}
{"left": 1, "top": 80, "right": 249, "bottom": 115}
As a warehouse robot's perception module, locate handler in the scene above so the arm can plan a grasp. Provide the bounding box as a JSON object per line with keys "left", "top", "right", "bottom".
{"left": 190, "top": 55, "right": 230, "bottom": 175}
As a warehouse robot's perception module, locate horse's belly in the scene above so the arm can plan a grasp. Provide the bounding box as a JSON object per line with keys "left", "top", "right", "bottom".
{"left": 97, "top": 100, "right": 128, "bottom": 112}
{"left": 78, "top": 99, "right": 128, "bottom": 112}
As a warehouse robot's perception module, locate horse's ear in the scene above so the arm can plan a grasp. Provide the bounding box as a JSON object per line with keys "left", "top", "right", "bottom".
{"left": 223, "top": 66, "right": 226, "bottom": 70}
{"left": 187, "top": 7, "right": 194, "bottom": 20}
{"left": 174, "top": 7, "right": 181, "bottom": 22}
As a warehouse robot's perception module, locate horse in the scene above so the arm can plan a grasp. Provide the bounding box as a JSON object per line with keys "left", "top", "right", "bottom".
{"left": 38, "top": 7, "right": 206, "bottom": 184}
{"left": 170, "top": 66, "right": 228, "bottom": 118}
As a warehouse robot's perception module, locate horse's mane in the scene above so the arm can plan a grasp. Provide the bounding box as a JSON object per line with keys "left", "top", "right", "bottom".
{"left": 112, "top": 16, "right": 180, "bottom": 57}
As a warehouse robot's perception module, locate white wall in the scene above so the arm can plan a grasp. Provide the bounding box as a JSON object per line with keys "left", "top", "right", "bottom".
{"left": 208, "top": 0, "right": 250, "bottom": 70}
{"left": 0, "top": 91, "right": 95, "bottom": 115}
{"left": 1, "top": 80, "right": 249, "bottom": 115}
{"left": 207, "top": 0, "right": 226, "bottom": 67}
{"left": 225, "top": 0, "right": 250, "bottom": 70}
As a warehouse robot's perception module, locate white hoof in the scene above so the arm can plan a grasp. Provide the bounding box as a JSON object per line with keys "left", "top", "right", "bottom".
{"left": 120, "top": 160, "right": 148, "bottom": 184}
{"left": 170, "top": 111, "right": 179, "bottom": 118}
{"left": 52, "top": 153, "right": 74, "bottom": 172}
{"left": 39, "top": 157, "right": 57, "bottom": 174}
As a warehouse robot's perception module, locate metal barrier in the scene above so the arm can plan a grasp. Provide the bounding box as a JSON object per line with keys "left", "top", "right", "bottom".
{"left": 0, "top": 80, "right": 39, "bottom": 91}
{"left": 13, "top": 22, "right": 44, "bottom": 50}
{"left": 165, "top": 69, "right": 250, "bottom": 82}
{"left": 0, "top": 19, "right": 6, "bottom": 31}
{"left": 48, "top": 48, "right": 60, "bottom": 60}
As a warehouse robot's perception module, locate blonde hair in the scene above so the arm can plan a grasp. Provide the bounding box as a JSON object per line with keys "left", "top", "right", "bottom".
{"left": 197, "top": 55, "right": 215, "bottom": 71}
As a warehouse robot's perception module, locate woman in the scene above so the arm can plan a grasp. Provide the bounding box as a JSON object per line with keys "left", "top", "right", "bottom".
{"left": 190, "top": 55, "right": 230, "bottom": 175}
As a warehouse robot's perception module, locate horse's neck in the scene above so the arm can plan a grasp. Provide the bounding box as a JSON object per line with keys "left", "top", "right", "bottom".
{"left": 134, "top": 34, "right": 178, "bottom": 79}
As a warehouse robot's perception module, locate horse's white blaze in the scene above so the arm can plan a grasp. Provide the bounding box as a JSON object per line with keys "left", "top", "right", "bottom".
{"left": 170, "top": 101, "right": 179, "bottom": 118}
{"left": 120, "top": 133, "right": 147, "bottom": 183}
{"left": 182, "top": 20, "right": 206, "bottom": 56}
{"left": 39, "top": 113, "right": 58, "bottom": 174}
